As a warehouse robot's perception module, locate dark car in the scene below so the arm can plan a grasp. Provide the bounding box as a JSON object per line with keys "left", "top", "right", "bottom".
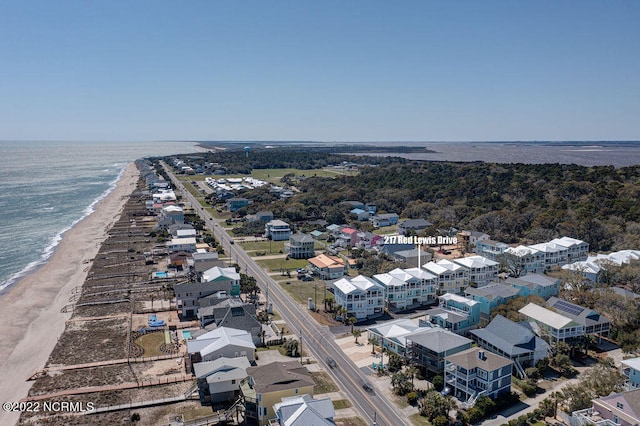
{"left": 362, "top": 382, "right": 374, "bottom": 392}
{"left": 326, "top": 357, "right": 337, "bottom": 369}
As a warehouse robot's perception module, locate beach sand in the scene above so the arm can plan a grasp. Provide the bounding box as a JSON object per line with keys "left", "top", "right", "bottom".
{"left": 0, "top": 163, "right": 140, "bottom": 425}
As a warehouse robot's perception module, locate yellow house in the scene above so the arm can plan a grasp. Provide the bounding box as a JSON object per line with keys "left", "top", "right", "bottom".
{"left": 240, "top": 361, "right": 315, "bottom": 426}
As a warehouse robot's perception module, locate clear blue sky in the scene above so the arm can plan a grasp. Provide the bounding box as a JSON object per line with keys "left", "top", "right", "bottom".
{"left": 1, "top": 1, "right": 638, "bottom": 142}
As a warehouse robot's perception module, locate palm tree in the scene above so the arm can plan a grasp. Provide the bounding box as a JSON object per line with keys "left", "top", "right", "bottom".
{"left": 348, "top": 316, "right": 357, "bottom": 332}
{"left": 368, "top": 336, "right": 377, "bottom": 354}
{"left": 406, "top": 364, "right": 419, "bottom": 386}
{"left": 353, "top": 328, "right": 362, "bottom": 344}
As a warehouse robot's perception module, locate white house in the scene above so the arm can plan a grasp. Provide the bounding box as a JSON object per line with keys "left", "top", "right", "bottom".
{"left": 332, "top": 275, "right": 384, "bottom": 320}
{"left": 423, "top": 259, "right": 469, "bottom": 294}
{"left": 193, "top": 356, "right": 251, "bottom": 403}
{"left": 187, "top": 327, "right": 256, "bottom": 363}
{"left": 452, "top": 255, "right": 499, "bottom": 287}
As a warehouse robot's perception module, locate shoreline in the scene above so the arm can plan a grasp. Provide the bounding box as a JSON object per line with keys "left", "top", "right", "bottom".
{"left": 0, "top": 162, "right": 140, "bottom": 425}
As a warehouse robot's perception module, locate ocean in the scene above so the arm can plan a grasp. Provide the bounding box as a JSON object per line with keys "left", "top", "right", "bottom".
{"left": 0, "top": 141, "right": 196, "bottom": 295}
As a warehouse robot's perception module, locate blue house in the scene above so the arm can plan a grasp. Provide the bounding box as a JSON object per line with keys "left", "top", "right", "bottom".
{"left": 504, "top": 274, "right": 560, "bottom": 300}
{"left": 622, "top": 358, "right": 640, "bottom": 390}
{"left": 423, "top": 293, "right": 481, "bottom": 335}
{"left": 350, "top": 208, "right": 370, "bottom": 221}
{"left": 464, "top": 283, "right": 522, "bottom": 318}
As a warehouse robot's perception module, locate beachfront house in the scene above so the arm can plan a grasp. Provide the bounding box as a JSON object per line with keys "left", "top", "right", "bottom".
{"left": 367, "top": 318, "right": 424, "bottom": 357}
{"left": 241, "top": 361, "right": 315, "bottom": 426}
{"left": 193, "top": 356, "right": 251, "bottom": 404}
{"left": 273, "top": 395, "right": 336, "bottom": 426}
{"left": 175, "top": 266, "right": 240, "bottom": 317}
{"left": 187, "top": 326, "right": 256, "bottom": 364}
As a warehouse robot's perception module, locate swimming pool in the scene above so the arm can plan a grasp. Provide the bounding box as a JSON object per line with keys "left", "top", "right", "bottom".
{"left": 182, "top": 330, "right": 192, "bottom": 340}
{"left": 154, "top": 271, "right": 168, "bottom": 278}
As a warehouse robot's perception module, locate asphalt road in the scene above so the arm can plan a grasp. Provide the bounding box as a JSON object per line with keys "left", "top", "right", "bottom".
{"left": 163, "top": 165, "right": 410, "bottom": 426}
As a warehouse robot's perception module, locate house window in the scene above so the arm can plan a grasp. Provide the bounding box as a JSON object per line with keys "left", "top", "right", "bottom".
{"left": 616, "top": 402, "right": 624, "bottom": 409}
{"left": 231, "top": 379, "right": 236, "bottom": 384}
{"left": 295, "top": 388, "right": 299, "bottom": 394}
{"left": 613, "top": 415, "right": 619, "bottom": 424}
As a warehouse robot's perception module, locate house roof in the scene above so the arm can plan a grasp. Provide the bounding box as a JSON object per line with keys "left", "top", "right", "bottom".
{"left": 446, "top": 347, "right": 513, "bottom": 371}
{"left": 403, "top": 267, "right": 437, "bottom": 281}
{"left": 290, "top": 233, "right": 314, "bottom": 243}
{"left": 505, "top": 245, "right": 541, "bottom": 256}
{"left": 505, "top": 274, "right": 559, "bottom": 289}
{"left": 476, "top": 239, "right": 508, "bottom": 248}
{"left": 465, "top": 283, "right": 520, "bottom": 302}
{"left": 594, "top": 389, "right": 640, "bottom": 425}
{"left": 562, "top": 261, "right": 600, "bottom": 275}
{"left": 519, "top": 303, "right": 578, "bottom": 330}
{"left": 341, "top": 227, "right": 357, "bottom": 235}
{"left": 274, "top": 395, "right": 335, "bottom": 426}
{"left": 399, "top": 218, "right": 432, "bottom": 228}
{"left": 373, "top": 272, "right": 406, "bottom": 288}
{"left": 470, "top": 315, "right": 549, "bottom": 357}
{"left": 439, "top": 293, "right": 479, "bottom": 307}
{"left": 187, "top": 327, "right": 255, "bottom": 357}
{"left": 308, "top": 254, "right": 345, "bottom": 269}
{"left": 247, "top": 361, "right": 314, "bottom": 394}
{"left": 622, "top": 357, "right": 640, "bottom": 371}
{"left": 193, "top": 356, "right": 250, "bottom": 380}
{"left": 546, "top": 297, "right": 610, "bottom": 329}
{"left": 549, "top": 236, "right": 587, "bottom": 249}
{"left": 368, "top": 319, "right": 424, "bottom": 347}
{"left": 202, "top": 266, "right": 240, "bottom": 283}
{"left": 406, "top": 328, "right": 472, "bottom": 353}
{"left": 452, "top": 255, "right": 499, "bottom": 269}
{"left": 528, "top": 242, "right": 567, "bottom": 253}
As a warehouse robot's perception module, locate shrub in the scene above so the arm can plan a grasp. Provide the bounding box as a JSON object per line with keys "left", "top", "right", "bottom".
{"left": 432, "top": 374, "right": 444, "bottom": 391}
{"left": 433, "top": 415, "right": 449, "bottom": 426}
{"left": 406, "top": 391, "right": 418, "bottom": 405}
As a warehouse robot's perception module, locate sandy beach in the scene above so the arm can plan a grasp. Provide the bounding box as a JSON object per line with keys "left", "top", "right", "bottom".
{"left": 0, "top": 163, "right": 140, "bottom": 425}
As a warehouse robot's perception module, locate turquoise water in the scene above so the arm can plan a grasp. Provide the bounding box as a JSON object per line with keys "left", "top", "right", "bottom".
{"left": 0, "top": 141, "right": 195, "bottom": 294}
{"left": 182, "top": 330, "right": 192, "bottom": 339}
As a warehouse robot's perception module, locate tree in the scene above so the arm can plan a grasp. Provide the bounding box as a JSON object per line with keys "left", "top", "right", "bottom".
{"left": 348, "top": 316, "right": 357, "bottom": 332}
{"left": 497, "top": 250, "right": 526, "bottom": 277}
{"left": 391, "top": 371, "right": 413, "bottom": 396}
{"left": 352, "top": 328, "right": 362, "bottom": 344}
{"left": 368, "top": 337, "right": 377, "bottom": 354}
{"left": 406, "top": 364, "right": 419, "bottom": 386}
{"left": 387, "top": 352, "right": 404, "bottom": 373}
{"left": 419, "top": 390, "right": 455, "bottom": 422}
{"left": 284, "top": 339, "right": 299, "bottom": 357}
{"left": 432, "top": 374, "right": 444, "bottom": 392}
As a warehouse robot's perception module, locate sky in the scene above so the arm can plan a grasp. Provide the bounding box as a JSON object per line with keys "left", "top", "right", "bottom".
{"left": 0, "top": 1, "right": 639, "bottom": 142}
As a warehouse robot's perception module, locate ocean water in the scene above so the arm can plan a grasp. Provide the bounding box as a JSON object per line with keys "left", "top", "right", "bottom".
{"left": 352, "top": 141, "right": 640, "bottom": 167}
{"left": 0, "top": 141, "right": 195, "bottom": 295}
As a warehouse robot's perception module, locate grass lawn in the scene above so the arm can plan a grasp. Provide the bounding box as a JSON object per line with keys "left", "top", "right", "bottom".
{"left": 135, "top": 332, "right": 166, "bottom": 357}
{"left": 241, "top": 240, "right": 286, "bottom": 253}
{"left": 311, "top": 371, "right": 339, "bottom": 394}
{"left": 333, "top": 417, "right": 368, "bottom": 426}
{"left": 408, "top": 413, "right": 431, "bottom": 426}
{"left": 278, "top": 279, "right": 326, "bottom": 305}
{"left": 332, "top": 399, "right": 352, "bottom": 410}
{"left": 255, "top": 257, "right": 309, "bottom": 272}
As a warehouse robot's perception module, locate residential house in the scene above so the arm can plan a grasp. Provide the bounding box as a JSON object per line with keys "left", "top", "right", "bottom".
{"left": 264, "top": 219, "right": 291, "bottom": 241}
{"left": 338, "top": 227, "right": 358, "bottom": 247}
{"left": 287, "top": 233, "right": 315, "bottom": 259}
{"left": 310, "top": 230, "right": 328, "bottom": 240}
{"left": 424, "top": 293, "right": 481, "bottom": 335}
{"left": 502, "top": 245, "right": 545, "bottom": 275}
{"left": 193, "top": 357, "right": 250, "bottom": 403}
{"left": 392, "top": 248, "right": 433, "bottom": 268}
{"left": 475, "top": 239, "right": 510, "bottom": 261}
{"left": 167, "top": 237, "right": 197, "bottom": 254}
{"left": 470, "top": 315, "right": 550, "bottom": 377}
{"left": 518, "top": 303, "right": 584, "bottom": 342}
{"left": 546, "top": 297, "right": 610, "bottom": 341}
{"left": 444, "top": 347, "right": 513, "bottom": 405}
{"left": 365, "top": 202, "right": 377, "bottom": 214}
{"left": 370, "top": 213, "right": 399, "bottom": 228}
{"left": 457, "top": 231, "right": 490, "bottom": 252}
{"left": 273, "top": 395, "right": 336, "bottom": 426}
{"left": 379, "top": 243, "right": 417, "bottom": 257}
{"left": 157, "top": 205, "right": 185, "bottom": 229}
{"left": 168, "top": 223, "right": 195, "bottom": 237}
{"left": 227, "top": 197, "right": 252, "bottom": 212}
{"left": 464, "top": 283, "right": 522, "bottom": 319}
{"left": 374, "top": 267, "right": 437, "bottom": 311}
{"left": 406, "top": 328, "right": 473, "bottom": 375}
{"left": 504, "top": 274, "right": 560, "bottom": 300}
{"left": 398, "top": 219, "right": 432, "bottom": 235}
{"left": 253, "top": 211, "right": 275, "bottom": 222}
{"left": 308, "top": 254, "right": 347, "bottom": 280}
{"left": 423, "top": 259, "right": 470, "bottom": 294}
{"left": 187, "top": 327, "right": 256, "bottom": 364}
{"left": 452, "top": 255, "right": 499, "bottom": 287}
{"left": 192, "top": 252, "right": 224, "bottom": 279}
{"left": 168, "top": 251, "right": 191, "bottom": 270}
{"left": 528, "top": 241, "right": 569, "bottom": 270}
{"left": 197, "top": 299, "right": 262, "bottom": 344}
{"left": 350, "top": 208, "right": 370, "bottom": 221}
{"left": 174, "top": 228, "right": 197, "bottom": 239}
{"left": 367, "top": 318, "right": 424, "bottom": 356}
{"left": 175, "top": 266, "right": 240, "bottom": 317}
{"left": 572, "top": 388, "right": 640, "bottom": 426}
{"left": 241, "top": 361, "right": 315, "bottom": 426}
{"left": 561, "top": 260, "right": 601, "bottom": 283}
{"left": 549, "top": 236, "right": 589, "bottom": 262}
{"left": 621, "top": 358, "right": 640, "bottom": 390}
{"left": 332, "top": 275, "right": 384, "bottom": 320}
